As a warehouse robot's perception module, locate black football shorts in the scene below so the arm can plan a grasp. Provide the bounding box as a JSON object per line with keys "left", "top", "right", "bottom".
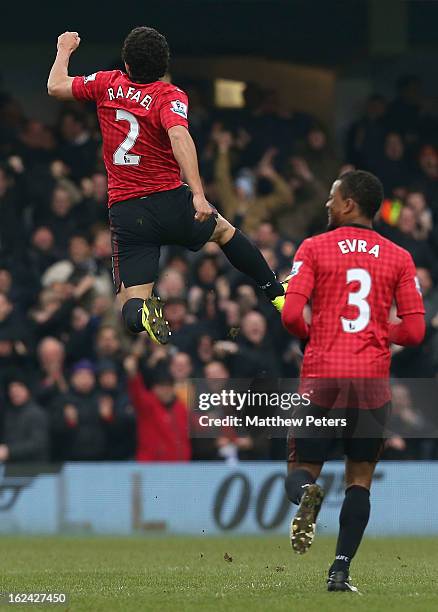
{"left": 109, "top": 185, "right": 217, "bottom": 292}
{"left": 287, "top": 402, "right": 391, "bottom": 465}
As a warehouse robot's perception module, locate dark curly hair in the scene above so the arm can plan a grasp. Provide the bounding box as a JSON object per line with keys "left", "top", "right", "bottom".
{"left": 122, "top": 27, "right": 170, "bottom": 84}
{"left": 339, "top": 170, "right": 384, "bottom": 220}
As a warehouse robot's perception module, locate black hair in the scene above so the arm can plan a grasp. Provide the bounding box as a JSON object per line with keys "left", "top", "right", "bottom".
{"left": 150, "top": 365, "right": 174, "bottom": 387}
{"left": 338, "top": 170, "right": 384, "bottom": 219}
{"left": 69, "top": 233, "right": 91, "bottom": 245}
{"left": 122, "top": 26, "right": 169, "bottom": 84}
{"left": 7, "top": 372, "right": 28, "bottom": 388}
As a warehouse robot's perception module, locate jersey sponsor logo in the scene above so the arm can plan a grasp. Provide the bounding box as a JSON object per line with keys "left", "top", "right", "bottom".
{"left": 84, "top": 73, "right": 97, "bottom": 84}
{"left": 290, "top": 261, "right": 303, "bottom": 277}
{"left": 170, "top": 99, "right": 188, "bottom": 119}
{"left": 415, "top": 276, "right": 422, "bottom": 295}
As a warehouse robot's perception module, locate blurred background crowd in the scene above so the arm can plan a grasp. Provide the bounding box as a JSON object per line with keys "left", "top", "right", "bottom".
{"left": 1, "top": 71, "right": 438, "bottom": 464}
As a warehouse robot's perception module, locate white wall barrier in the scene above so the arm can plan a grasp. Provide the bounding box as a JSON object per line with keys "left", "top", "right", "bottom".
{"left": 0, "top": 462, "right": 436, "bottom": 535}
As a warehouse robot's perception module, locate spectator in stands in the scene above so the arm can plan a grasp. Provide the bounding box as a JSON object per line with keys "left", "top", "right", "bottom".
{"left": 51, "top": 360, "right": 112, "bottom": 460}
{"left": 371, "top": 132, "right": 411, "bottom": 197}
{"left": 27, "top": 227, "right": 58, "bottom": 279}
{"left": 0, "top": 378, "right": 48, "bottom": 462}
{"left": 58, "top": 111, "right": 97, "bottom": 179}
{"left": 163, "top": 298, "right": 199, "bottom": 353}
{"left": 77, "top": 172, "right": 108, "bottom": 227}
{"left": 295, "top": 122, "right": 340, "bottom": 188}
{"left": 346, "top": 94, "right": 387, "bottom": 169}
{"left": 36, "top": 336, "right": 68, "bottom": 406}
{"left": 0, "top": 164, "right": 23, "bottom": 262}
{"left": 124, "top": 354, "right": 191, "bottom": 462}
{"left": 385, "top": 75, "right": 422, "bottom": 143}
{"left": 96, "top": 359, "right": 135, "bottom": 459}
{"left": 213, "top": 130, "right": 292, "bottom": 234}
{"left": 379, "top": 205, "right": 437, "bottom": 273}
{"left": 277, "top": 156, "right": 328, "bottom": 240}
{"left": 169, "top": 352, "right": 194, "bottom": 406}
{"left": 406, "top": 190, "right": 433, "bottom": 241}
{"left": 414, "top": 145, "right": 438, "bottom": 213}
{"left": 95, "top": 325, "right": 125, "bottom": 366}
{"left": 42, "top": 186, "right": 79, "bottom": 257}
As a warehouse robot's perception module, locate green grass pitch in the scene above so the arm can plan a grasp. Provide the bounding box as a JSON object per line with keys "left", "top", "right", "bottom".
{"left": 0, "top": 535, "right": 437, "bottom": 611}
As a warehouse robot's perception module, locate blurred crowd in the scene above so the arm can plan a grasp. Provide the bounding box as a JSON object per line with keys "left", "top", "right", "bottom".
{"left": 0, "top": 73, "right": 438, "bottom": 463}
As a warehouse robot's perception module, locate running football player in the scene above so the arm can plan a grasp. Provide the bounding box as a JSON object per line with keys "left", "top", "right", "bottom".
{"left": 282, "top": 170, "right": 425, "bottom": 592}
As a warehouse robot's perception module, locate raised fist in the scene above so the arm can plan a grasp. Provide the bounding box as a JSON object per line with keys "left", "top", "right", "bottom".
{"left": 57, "top": 31, "right": 81, "bottom": 54}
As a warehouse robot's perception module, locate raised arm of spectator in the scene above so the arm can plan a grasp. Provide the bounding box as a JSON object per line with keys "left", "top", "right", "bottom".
{"left": 47, "top": 32, "right": 80, "bottom": 100}
{"left": 124, "top": 355, "right": 160, "bottom": 418}
{"left": 290, "top": 156, "right": 327, "bottom": 200}
{"left": 213, "top": 131, "right": 241, "bottom": 220}
{"left": 256, "top": 148, "right": 293, "bottom": 211}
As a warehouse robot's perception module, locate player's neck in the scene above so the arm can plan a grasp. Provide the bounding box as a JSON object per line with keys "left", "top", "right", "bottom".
{"left": 340, "top": 216, "right": 373, "bottom": 230}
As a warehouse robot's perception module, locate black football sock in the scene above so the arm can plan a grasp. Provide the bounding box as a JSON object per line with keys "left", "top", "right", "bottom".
{"left": 122, "top": 298, "right": 145, "bottom": 333}
{"left": 220, "top": 229, "right": 284, "bottom": 300}
{"left": 284, "top": 468, "right": 315, "bottom": 505}
{"left": 330, "top": 485, "right": 370, "bottom": 574}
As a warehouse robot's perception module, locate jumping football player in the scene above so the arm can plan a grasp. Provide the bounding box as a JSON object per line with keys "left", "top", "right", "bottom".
{"left": 281, "top": 170, "right": 425, "bottom": 592}
{"left": 48, "top": 28, "right": 287, "bottom": 343}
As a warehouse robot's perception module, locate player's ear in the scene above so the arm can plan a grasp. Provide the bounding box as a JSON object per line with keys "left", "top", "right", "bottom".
{"left": 344, "top": 198, "right": 356, "bottom": 214}
{"left": 124, "top": 62, "right": 130, "bottom": 75}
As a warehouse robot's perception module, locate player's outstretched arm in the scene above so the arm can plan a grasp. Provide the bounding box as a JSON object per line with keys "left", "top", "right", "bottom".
{"left": 168, "top": 125, "right": 213, "bottom": 223}
{"left": 47, "top": 31, "right": 80, "bottom": 100}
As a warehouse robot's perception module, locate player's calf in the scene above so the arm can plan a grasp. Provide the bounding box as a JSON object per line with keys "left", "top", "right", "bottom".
{"left": 122, "top": 298, "right": 146, "bottom": 334}
{"left": 328, "top": 485, "right": 370, "bottom": 577}
{"left": 122, "top": 297, "right": 171, "bottom": 345}
{"left": 212, "top": 219, "right": 285, "bottom": 307}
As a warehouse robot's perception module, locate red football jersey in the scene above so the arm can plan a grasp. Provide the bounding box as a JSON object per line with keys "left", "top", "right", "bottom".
{"left": 287, "top": 225, "right": 425, "bottom": 383}
{"left": 72, "top": 70, "right": 188, "bottom": 205}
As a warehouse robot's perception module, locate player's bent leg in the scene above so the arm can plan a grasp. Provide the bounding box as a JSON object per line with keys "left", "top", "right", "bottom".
{"left": 345, "top": 458, "right": 377, "bottom": 490}
{"left": 119, "top": 283, "right": 171, "bottom": 345}
{"left": 110, "top": 212, "right": 169, "bottom": 344}
{"left": 210, "top": 215, "right": 286, "bottom": 309}
{"left": 208, "top": 214, "right": 235, "bottom": 245}
{"left": 286, "top": 462, "right": 324, "bottom": 554}
{"left": 327, "top": 459, "right": 376, "bottom": 594}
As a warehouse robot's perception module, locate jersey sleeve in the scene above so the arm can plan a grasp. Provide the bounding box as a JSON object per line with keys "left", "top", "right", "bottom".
{"left": 394, "top": 253, "right": 425, "bottom": 316}
{"left": 159, "top": 88, "right": 189, "bottom": 131}
{"left": 72, "top": 70, "right": 107, "bottom": 102}
{"left": 285, "top": 239, "right": 316, "bottom": 299}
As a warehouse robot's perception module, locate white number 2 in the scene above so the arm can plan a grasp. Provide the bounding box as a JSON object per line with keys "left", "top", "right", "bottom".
{"left": 341, "top": 268, "right": 371, "bottom": 333}
{"left": 113, "top": 109, "right": 140, "bottom": 166}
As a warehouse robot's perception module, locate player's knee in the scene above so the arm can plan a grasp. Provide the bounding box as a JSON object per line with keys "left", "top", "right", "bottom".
{"left": 210, "top": 216, "right": 235, "bottom": 245}
{"left": 345, "top": 478, "right": 372, "bottom": 491}
{"left": 122, "top": 298, "right": 144, "bottom": 334}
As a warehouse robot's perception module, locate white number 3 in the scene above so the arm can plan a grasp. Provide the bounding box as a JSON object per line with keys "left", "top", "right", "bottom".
{"left": 113, "top": 109, "right": 140, "bottom": 166}
{"left": 341, "top": 268, "right": 371, "bottom": 333}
